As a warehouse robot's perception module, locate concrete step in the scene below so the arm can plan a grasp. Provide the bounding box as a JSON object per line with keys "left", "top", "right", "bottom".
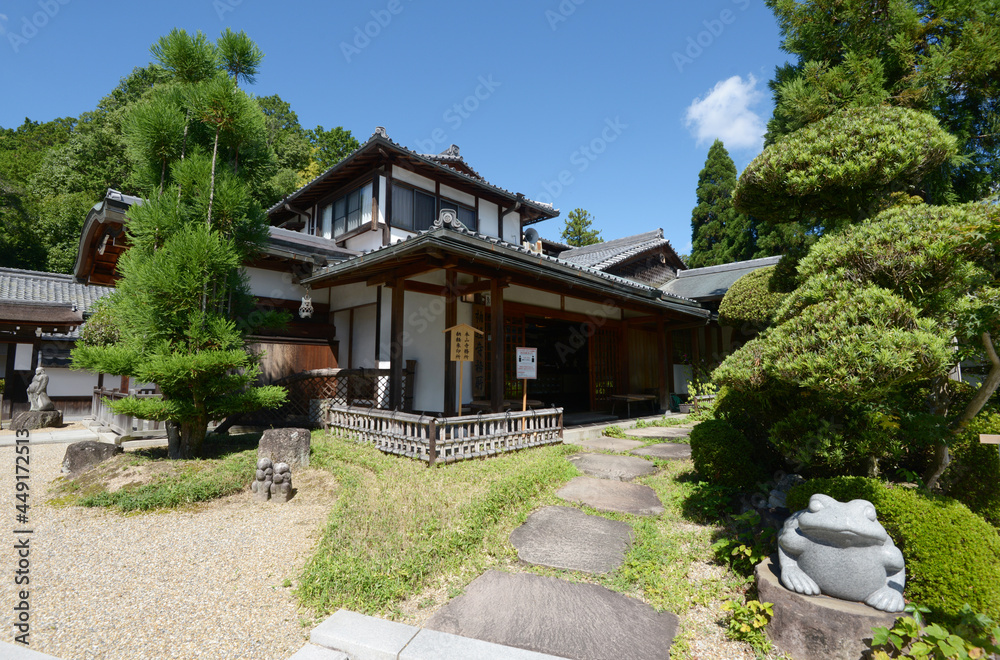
{"left": 310, "top": 609, "right": 568, "bottom": 660}
{"left": 287, "top": 643, "right": 349, "bottom": 660}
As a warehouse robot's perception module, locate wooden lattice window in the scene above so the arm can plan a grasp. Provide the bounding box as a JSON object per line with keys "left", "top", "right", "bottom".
{"left": 589, "top": 326, "right": 624, "bottom": 410}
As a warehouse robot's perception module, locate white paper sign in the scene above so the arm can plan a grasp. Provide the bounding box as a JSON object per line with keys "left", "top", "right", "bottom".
{"left": 515, "top": 347, "right": 537, "bottom": 380}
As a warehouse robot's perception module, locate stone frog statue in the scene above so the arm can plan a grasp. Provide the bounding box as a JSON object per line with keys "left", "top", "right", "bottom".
{"left": 778, "top": 493, "right": 906, "bottom": 612}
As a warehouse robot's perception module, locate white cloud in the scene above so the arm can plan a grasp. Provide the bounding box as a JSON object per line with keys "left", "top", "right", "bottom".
{"left": 684, "top": 75, "right": 766, "bottom": 151}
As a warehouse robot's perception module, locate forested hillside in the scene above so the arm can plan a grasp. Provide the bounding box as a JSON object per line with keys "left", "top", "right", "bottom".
{"left": 0, "top": 64, "right": 358, "bottom": 274}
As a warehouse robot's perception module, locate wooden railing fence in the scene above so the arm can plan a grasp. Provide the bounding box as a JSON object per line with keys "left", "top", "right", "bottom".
{"left": 91, "top": 387, "right": 164, "bottom": 438}
{"left": 325, "top": 404, "right": 564, "bottom": 466}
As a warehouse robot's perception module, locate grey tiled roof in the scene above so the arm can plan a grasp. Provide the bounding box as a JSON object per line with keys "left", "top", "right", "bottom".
{"left": 661, "top": 256, "right": 782, "bottom": 301}
{"left": 0, "top": 268, "right": 112, "bottom": 314}
{"left": 302, "top": 216, "right": 707, "bottom": 316}
{"left": 267, "top": 128, "right": 557, "bottom": 219}
{"left": 558, "top": 229, "right": 669, "bottom": 270}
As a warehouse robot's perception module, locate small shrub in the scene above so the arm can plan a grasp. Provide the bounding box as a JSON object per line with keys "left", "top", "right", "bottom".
{"left": 690, "top": 419, "right": 768, "bottom": 490}
{"left": 787, "top": 477, "right": 1000, "bottom": 621}
{"left": 711, "top": 510, "right": 776, "bottom": 576}
{"left": 718, "top": 265, "right": 787, "bottom": 332}
{"left": 869, "top": 603, "right": 1000, "bottom": 659}
{"left": 722, "top": 599, "right": 773, "bottom": 655}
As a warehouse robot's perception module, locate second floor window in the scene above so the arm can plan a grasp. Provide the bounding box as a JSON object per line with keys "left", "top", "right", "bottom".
{"left": 319, "top": 183, "right": 373, "bottom": 239}
{"left": 392, "top": 185, "right": 478, "bottom": 233}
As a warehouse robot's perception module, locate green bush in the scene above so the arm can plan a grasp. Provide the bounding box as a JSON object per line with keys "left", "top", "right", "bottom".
{"left": 787, "top": 477, "right": 1000, "bottom": 621}
{"left": 690, "top": 419, "right": 768, "bottom": 490}
{"left": 942, "top": 410, "right": 1000, "bottom": 528}
{"left": 718, "top": 266, "right": 787, "bottom": 332}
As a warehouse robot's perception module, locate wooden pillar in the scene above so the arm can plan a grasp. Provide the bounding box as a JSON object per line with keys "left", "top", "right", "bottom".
{"left": 716, "top": 324, "right": 724, "bottom": 360}
{"left": 657, "top": 318, "right": 668, "bottom": 411}
{"left": 374, "top": 285, "right": 383, "bottom": 364}
{"left": 490, "top": 278, "right": 504, "bottom": 413}
{"left": 690, "top": 327, "right": 700, "bottom": 382}
{"left": 666, "top": 329, "right": 675, "bottom": 396}
{"left": 389, "top": 279, "right": 405, "bottom": 410}
{"left": 615, "top": 320, "right": 632, "bottom": 394}
{"left": 444, "top": 271, "right": 458, "bottom": 416}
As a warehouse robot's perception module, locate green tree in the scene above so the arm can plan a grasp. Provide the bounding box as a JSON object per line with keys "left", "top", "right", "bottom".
{"left": 764, "top": 0, "right": 1000, "bottom": 203}
{"left": 307, "top": 125, "right": 361, "bottom": 173}
{"left": 560, "top": 208, "right": 602, "bottom": 247}
{"left": 714, "top": 202, "right": 1000, "bottom": 486}
{"left": 688, "top": 140, "right": 756, "bottom": 268}
{"left": 72, "top": 30, "right": 286, "bottom": 459}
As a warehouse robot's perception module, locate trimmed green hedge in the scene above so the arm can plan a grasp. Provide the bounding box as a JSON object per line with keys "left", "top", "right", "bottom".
{"left": 718, "top": 266, "right": 787, "bottom": 332}
{"left": 787, "top": 477, "right": 1000, "bottom": 621}
{"left": 690, "top": 419, "right": 769, "bottom": 490}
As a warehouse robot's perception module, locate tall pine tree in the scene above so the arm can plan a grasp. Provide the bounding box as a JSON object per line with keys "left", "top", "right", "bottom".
{"left": 688, "top": 140, "right": 755, "bottom": 268}
{"left": 72, "top": 29, "right": 287, "bottom": 459}
{"left": 561, "top": 208, "right": 602, "bottom": 247}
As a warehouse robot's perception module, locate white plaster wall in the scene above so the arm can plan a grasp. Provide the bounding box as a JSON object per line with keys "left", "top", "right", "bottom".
{"left": 352, "top": 306, "right": 378, "bottom": 368}
{"left": 502, "top": 212, "right": 521, "bottom": 244}
{"left": 479, "top": 200, "right": 498, "bottom": 238}
{"left": 329, "top": 282, "right": 378, "bottom": 312}
{"left": 332, "top": 310, "right": 351, "bottom": 352}
{"left": 377, "top": 175, "right": 387, "bottom": 225}
{"left": 46, "top": 368, "right": 99, "bottom": 397}
{"left": 504, "top": 286, "right": 561, "bottom": 310}
{"left": 393, "top": 168, "right": 435, "bottom": 192}
{"left": 402, "top": 290, "right": 447, "bottom": 413}
{"left": 563, "top": 297, "right": 620, "bottom": 320}
{"left": 439, "top": 184, "right": 475, "bottom": 207}
{"left": 246, "top": 267, "right": 305, "bottom": 301}
{"left": 389, "top": 227, "right": 415, "bottom": 244}
{"left": 345, "top": 229, "right": 384, "bottom": 253}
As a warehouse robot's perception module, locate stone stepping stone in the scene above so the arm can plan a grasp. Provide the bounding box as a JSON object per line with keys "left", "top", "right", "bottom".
{"left": 426, "top": 570, "right": 679, "bottom": 660}
{"left": 510, "top": 506, "right": 632, "bottom": 574}
{"left": 556, "top": 476, "right": 664, "bottom": 516}
{"left": 572, "top": 436, "right": 644, "bottom": 452}
{"left": 625, "top": 426, "right": 692, "bottom": 440}
{"left": 630, "top": 443, "right": 692, "bottom": 460}
{"left": 568, "top": 453, "right": 657, "bottom": 481}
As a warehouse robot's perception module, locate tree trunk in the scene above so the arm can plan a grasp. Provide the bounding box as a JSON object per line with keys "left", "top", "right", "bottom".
{"left": 177, "top": 110, "right": 190, "bottom": 201}
{"left": 925, "top": 332, "right": 1000, "bottom": 491}
{"left": 166, "top": 420, "right": 183, "bottom": 460}
{"left": 207, "top": 128, "right": 219, "bottom": 227}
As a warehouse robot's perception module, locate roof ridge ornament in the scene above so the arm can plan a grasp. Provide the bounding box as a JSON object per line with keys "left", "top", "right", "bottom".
{"left": 433, "top": 209, "right": 462, "bottom": 231}
{"left": 374, "top": 126, "right": 387, "bottom": 138}
{"left": 441, "top": 144, "right": 460, "bottom": 158}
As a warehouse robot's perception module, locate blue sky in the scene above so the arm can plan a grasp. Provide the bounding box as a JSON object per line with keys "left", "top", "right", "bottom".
{"left": 0, "top": 0, "right": 788, "bottom": 255}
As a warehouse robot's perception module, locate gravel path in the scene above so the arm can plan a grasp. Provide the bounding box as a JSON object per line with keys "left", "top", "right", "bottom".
{"left": 0, "top": 443, "right": 338, "bottom": 660}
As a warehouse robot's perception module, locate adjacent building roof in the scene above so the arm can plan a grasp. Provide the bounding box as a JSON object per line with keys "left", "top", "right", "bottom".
{"left": 661, "top": 256, "right": 782, "bottom": 302}
{"left": 302, "top": 214, "right": 709, "bottom": 319}
{"left": 264, "top": 227, "right": 359, "bottom": 265}
{"left": 1, "top": 268, "right": 112, "bottom": 314}
{"left": 418, "top": 144, "right": 484, "bottom": 180}
{"left": 267, "top": 128, "right": 559, "bottom": 227}
{"left": 558, "top": 229, "right": 684, "bottom": 272}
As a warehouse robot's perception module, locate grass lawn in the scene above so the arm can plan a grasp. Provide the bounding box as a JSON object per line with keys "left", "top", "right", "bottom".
{"left": 56, "top": 427, "right": 763, "bottom": 657}
{"left": 51, "top": 433, "right": 262, "bottom": 512}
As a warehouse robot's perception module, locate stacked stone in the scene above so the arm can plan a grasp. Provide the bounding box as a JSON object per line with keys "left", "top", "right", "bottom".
{"left": 252, "top": 458, "right": 274, "bottom": 502}
{"left": 271, "top": 463, "right": 293, "bottom": 503}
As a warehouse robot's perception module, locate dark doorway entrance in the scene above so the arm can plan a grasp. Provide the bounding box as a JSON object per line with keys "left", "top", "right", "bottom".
{"left": 523, "top": 317, "right": 591, "bottom": 413}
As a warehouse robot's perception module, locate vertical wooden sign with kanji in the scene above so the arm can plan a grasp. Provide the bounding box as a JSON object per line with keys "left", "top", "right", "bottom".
{"left": 444, "top": 323, "right": 483, "bottom": 413}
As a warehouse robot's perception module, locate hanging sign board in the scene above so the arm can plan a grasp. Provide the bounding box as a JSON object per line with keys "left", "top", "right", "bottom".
{"left": 515, "top": 347, "right": 538, "bottom": 380}
{"left": 981, "top": 435, "right": 1000, "bottom": 444}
